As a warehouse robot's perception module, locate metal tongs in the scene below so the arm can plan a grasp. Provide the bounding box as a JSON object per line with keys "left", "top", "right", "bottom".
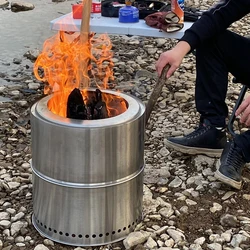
{"left": 228, "top": 80, "right": 248, "bottom": 137}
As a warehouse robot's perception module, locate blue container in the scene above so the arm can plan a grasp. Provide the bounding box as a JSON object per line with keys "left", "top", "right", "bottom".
{"left": 119, "top": 6, "right": 139, "bottom": 23}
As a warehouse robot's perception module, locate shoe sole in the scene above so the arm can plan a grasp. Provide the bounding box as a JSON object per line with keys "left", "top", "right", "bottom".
{"left": 214, "top": 169, "right": 242, "bottom": 190}
{"left": 165, "top": 139, "right": 223, "bottom": 157}
{"left": 214, "top": 161, "right": 242, "bottom": 190}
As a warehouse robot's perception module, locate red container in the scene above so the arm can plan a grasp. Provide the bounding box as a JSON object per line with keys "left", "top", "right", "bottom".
{"left": 72, "top": 4, "right": 83, "bottom": 19}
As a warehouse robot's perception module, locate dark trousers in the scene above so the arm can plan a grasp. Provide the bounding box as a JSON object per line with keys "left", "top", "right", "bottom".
{"left": 195, "top": 30, "right": 250, "bottom": 161}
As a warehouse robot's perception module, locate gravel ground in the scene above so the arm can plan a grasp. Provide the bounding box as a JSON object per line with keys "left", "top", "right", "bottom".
{"left": 1, "top": 0, "right": 250, "bottom": 250}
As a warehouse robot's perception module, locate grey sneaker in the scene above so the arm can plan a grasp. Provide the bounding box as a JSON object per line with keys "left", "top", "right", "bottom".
{"left": 165, "top": 119, "right": 227, "bottom": 157}
{"left": 215, "top": 141, "right": 246, "bottom": 190}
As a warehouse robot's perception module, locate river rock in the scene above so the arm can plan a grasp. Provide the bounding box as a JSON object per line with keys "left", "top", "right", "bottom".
{"left": 0, "top": 0, "right": 8, "bottom": 8}
{"left": 123, "top": 231, "right": 151, "bottom": 249}
{"left": 11, "top": 1, "right": 35, "bottom": 12}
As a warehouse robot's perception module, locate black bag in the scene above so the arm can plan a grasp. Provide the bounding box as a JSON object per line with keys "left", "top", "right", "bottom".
{"left": 101, "top": 0, "right": 167, "bottom": 19}
{"left": 159, "top": 4, "right": 202, "bottom": 22}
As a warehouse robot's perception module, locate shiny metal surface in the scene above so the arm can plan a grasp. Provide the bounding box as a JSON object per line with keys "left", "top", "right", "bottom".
{"left": 31, "top": 89, "right": 145, "bottom": 246}
{"left": 32, "top": 169, "right": 143, "bottom": 246}
{"left": 31, "top": 89, "right": 145, "bottom": 184}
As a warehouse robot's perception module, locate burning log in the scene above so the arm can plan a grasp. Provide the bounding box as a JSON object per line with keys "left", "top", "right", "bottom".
{"left": 67, "top": 88, "right": 109, "bottom": 120}
{"left": 67, "top": 88, "right": 86, "bottom": 119}
{"left": 88, "top": 89, "right": 109, "bottom": 119}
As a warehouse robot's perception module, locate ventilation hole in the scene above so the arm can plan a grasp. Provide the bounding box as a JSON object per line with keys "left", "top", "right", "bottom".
{"left": 37, "top": 220, "right": 40, "bottom": 223}
{"left": 118, "top": 229, "right": 121, "bottom": 233}
{"left": 132, "top": 222, "right": 135, "bottom": 225}
{"left": 106, "top": 232, "right": 109, "bottom": 236}
{"left": 40, "top": 223, "right": 43, "bottom": 226}
{"left": 99, "top": 234, "right": 103, "bottom": 237}
{"left": 112, "top": 231, "right": 115, "bottom": 235}
{"left": 54, "top": 230, "right": 57, "bottom": 234}
{"left": 49, "top": 228, "right": 52, "bottom": 231}
{"left": 59, "top": 232, "right": 63, "bottom": 235}
{"left": 72, "top": 234, "right": 76, "bottom": 238}
{"left": 123, "top": 227, "right": 126, "bottom": 231}
{"left": 128, "top": 225, "right": 131, "bottom": 228}
{"left": 78, "top": 235, "right": 83, "bottom": 238}
{"left": 65, "top": 233, "right": 69, "bottom": 237}
{"left": 44, "top": 225, "right": 47, "bottom": 229}
{"left": 92, "top": 234, "right": 96, "bottom": 238}
{"left": 85, "top": 235, "right": 90, "bottom": 238}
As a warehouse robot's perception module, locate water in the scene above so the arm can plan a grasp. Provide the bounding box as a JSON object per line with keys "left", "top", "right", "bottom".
{"left": 0, "top": 0, "right": 74, "bottom": 73}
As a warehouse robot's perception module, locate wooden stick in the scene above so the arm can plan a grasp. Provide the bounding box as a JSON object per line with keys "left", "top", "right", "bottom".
{"left": 79, "top": 0, "right": 92, "bottom": 89}
{"left": 145, "top": 64, "right": 170, "bottom": 124}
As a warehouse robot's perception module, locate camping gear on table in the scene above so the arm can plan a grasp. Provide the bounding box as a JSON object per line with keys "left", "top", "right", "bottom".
{"left": 101, "top": 0, "right": 202, "bottom": 21}
{"left": 144, "top": 11, "right": 184, "bottom": 33}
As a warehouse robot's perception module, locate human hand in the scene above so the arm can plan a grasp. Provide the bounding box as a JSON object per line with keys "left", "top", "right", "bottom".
{"left": 235, "top": 95, "right": 250, "bottom": 126}
{"left": 155, "top": 41, "right": 191, "bottom": 78}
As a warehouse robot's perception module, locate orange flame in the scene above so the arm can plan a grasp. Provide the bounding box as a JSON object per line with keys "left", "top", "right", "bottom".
{"left": 34, "top": 31, "right": 127, "bottom": 118}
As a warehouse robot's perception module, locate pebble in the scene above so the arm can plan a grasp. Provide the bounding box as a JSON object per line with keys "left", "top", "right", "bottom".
{"left": 220, "top": 214, "right": 239, "bottom": 227}
{"left": 34, "top": 244, "right": 50, "bottom": 250}
{"left": 123, "top": 231, "right": 151, "bottom": 249}
{"left": 0, "top": 0, "right": 8, "bottom": 8}
{"left": 210, "top": 203, "right": 223, "bottom": 213}
{"left": 167, "top": 229, "right": 185, "bottom": 243}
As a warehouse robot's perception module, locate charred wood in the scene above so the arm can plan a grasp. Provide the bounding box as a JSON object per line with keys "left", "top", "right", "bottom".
{"left": 67, "top": 88, "right": 109, "bottom": 120}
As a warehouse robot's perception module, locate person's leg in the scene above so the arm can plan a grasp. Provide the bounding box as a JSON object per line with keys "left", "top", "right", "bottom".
{"left": 209, "top": 32, "right": 250, "bottom": 189}
{"left": 196, "top": 30, "right": 250, "bottom": 127}
{"left": 166, "top": 30, "right": 250, "bottom": 158}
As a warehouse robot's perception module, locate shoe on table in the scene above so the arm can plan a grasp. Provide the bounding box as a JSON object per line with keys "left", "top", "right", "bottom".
{"left": 215, "top": 141, "right": 246, "bottom": 190}
{"left": 165, "top": 119, "right": 227, "bottom": 157}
